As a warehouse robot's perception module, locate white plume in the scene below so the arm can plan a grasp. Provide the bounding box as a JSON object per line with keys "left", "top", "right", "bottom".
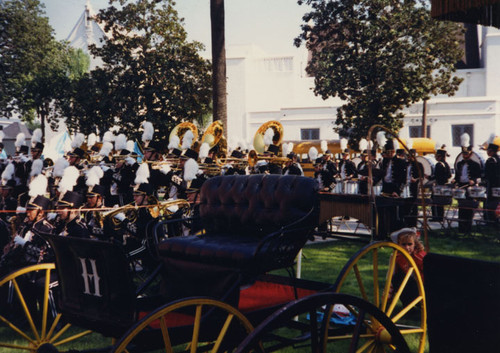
{"left": 184, "top": 158, "right": 199, "bottom": 182}
{"left": 287, "top": 142, "right": 294, "bottom": 154}
{"left": 88, "top": 133, "right": 97, "bottom": 147}
{"left": 237, "top": 139, "right": 248, "bottom": 151}
{"left": 308, "top": 147, "right": 318, "bottom": 161}
{"left": 169, "top": 135, "right": 180, "bottom": 150}
{"left": 31, "top": 128, "right": 43, "bottom": 144}
{"left": 460, "top": 133, "right": 470, "bottom": 147}
{"left": 114, "top": 134, "right": 127, "bottom": 151}
{"left": 142, "top": 121, "right": 154, "bottom": 143}
{"left": 99, "top": 142, "right": 113, "bottom": 157}
{"left": 15, "top": 133, "right": 26, "bottom": 149}
{"left": 53, "top": 158, "right": 69, "bottom": 178}
{"left": 103, "top": 131, "right": 115, "bottom": 144}
{"left": 71, "top": 133, "right": 85, "bottom": 149}
{"left": 134, "top": 163, "right": 150, "bottom": 185}
{"left": 376, "top": 131, "right": 387, "bottom": 147}
{"left": 263, "top": 128, "right": 274, "bottom": 146}
{"left": 126, "top": 140, "right": 135, "bottom": 153}
{"left": 359, "top": 138, "right": 368, "bottom": 152}
{"left": 487, "top": 133, "right": 496, "bottom": 144}
{"left": 340, "top": 138, "right": 348, "bottom": 151}
{"left": 406, "top": 138, "right": 413, "bottom": 150}
{"left": 29, "top": 174, "right": 48, "bottom": 197}
{"left": 58, "top": 166, "right": 79, "bottom": 194}
{"left": 86, "top": 166, "right": 103, "bottom": 187}
{"left": 393, "top": 139, "right": 399, "bottom": 150}
{"left": 181, "top": 130, "right": 194, "bottom": 149}
{"left": 0, "top": 130, "right": 4, "bottom": 142}
{"left": 1, "top": 163, "right": 15, "bottom": 181}
{"left": 282, "top": 143, "right": 290, "bottom": 157}
{"left": 321, "top": 140, "right": 328, "bottom": 153}
{"left": 199, "top": 142, "right": 210, "bottom": 159}
{"left": 30, "top": 159, "right": 44, "bottom": 177}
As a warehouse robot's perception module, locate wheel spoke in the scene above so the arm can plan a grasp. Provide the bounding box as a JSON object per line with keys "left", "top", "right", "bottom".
{"left": 391, "top": 296, "right": 423, "bottom": 324}
{"left": 353, "top": 265, "right": 368, "bottom": 301}
{"left": 159, "top": 315, "right": 174, "bottom": 353}
{"left": 211, "top": 313, "right": 234, "bottom": 353}
{"left": 190, "top": 304, "right": 203, "bottom": 353}
{"left": 12, "top": 278, "right": 40, "bottom": 341}
{"left": 386, "top": 268, "right": 414, "bottom": 317}
{"left": 41, "top": 268, "right": 52, "bottom": 339}
{"left": 348, "top": 308, "right": 366, "bottom": 353}
{"left": 0, "top": 313, "right": 35, "bottom": 343}
{"left": 381, "top": 250, "right": 397, "bottom": 313}
{"left": 357, "top": 340, "right": 375, "bottom": 353}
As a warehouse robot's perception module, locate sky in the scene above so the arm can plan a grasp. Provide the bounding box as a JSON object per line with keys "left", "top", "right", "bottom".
{"left": 41, "top": 0, "right": 311, "bottom": 55}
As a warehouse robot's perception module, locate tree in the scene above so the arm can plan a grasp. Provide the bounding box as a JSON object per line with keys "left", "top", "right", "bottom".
{"left": 85, "top": 0, "right": 212, "bottom": 142}
{"left": 295, "top": 0, "right": 464, "bottom": 145}
{"left": 0, "top": 0, "right": 78, "bottom": 138}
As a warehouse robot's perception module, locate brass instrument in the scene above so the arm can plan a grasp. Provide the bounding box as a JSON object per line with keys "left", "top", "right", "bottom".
{"left": 169, "top": 122, "right": 199, "bottom": 149}
{"left": 149, "top": 199, "right": 192, "bottom": 218}
{"left": 253, "top": 120, "right": 284, "bottom": 154}
{"left": 200, "top": 120, "right": 228, "bottom": 161}
{"left": 101, "top": 203, "right": 138, "bottom": 228}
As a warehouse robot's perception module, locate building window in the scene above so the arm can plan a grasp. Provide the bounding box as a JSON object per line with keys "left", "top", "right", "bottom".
{"left": 409, "top": 126, "right": 431, "bottom": 138}
{"left": 451, "top": 124, "right": 474, "bottom": 147}
{"left": 301, "top": 128, "right": 320, "bottom": 140}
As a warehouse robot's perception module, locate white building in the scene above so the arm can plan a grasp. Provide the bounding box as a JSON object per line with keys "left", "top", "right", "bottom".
{"left": 225, "top": 28, "right": 500, "bottom": 161}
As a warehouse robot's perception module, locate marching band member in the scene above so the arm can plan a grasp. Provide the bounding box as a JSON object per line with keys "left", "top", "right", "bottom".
{"left": 56, "top": 190, "right": 89, "bottom": 238}
{"left": 482, "top": 134, "right": 500, "bottom": 222}
{"left": 430, "top": 145, "right": 452, "bottom": 221}
{"left": 451, "top": 133, "right": 482, "bottom": 233}
{"left": 357, "top": 140, "right": 380, "bottom": 195}
{"left": 84, "top": 166, "right": 106, "bottom": 239}
{"left": 403, "top": 142, "right": 424, "bottom": 227}
{"left": 338, "top": 138, "right": 357, "bottom": 180}
{"left": 283, "top": 152, "right": 303, "bottom": 175}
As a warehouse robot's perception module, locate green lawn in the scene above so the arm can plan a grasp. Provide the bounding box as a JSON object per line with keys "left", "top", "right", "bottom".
{"left": 0, "top": 226, "right": 498, "bottom": 352}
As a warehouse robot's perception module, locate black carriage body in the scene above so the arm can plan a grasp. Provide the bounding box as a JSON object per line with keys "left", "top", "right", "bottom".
{"left": 48, "top": 235, "right": 138, "bottom": 337}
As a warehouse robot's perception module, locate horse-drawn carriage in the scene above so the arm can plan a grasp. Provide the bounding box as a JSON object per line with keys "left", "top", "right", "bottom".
{"left": 1, "top": 174, "right": 493, "bottom": 353}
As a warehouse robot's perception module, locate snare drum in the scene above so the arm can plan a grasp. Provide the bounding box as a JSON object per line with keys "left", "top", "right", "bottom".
{"left": 372, "top": 184, "right": 382, "bottom": 196}
{"left": 492, "top": 187, "right": 500, "bottom": 197}
{"left": 468, "top": 186, "right": 486, "bottom": 198}
{"left": 433, "top": 185, "right": 444, "bottom": 196}
{"left": 452, "top": 188, "right": 466, "bottom": 199}
{"left": 332, "top": 181, "right": 343, "bottom": 194}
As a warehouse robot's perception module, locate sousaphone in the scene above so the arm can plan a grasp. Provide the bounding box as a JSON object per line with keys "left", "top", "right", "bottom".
{"left": 253, "top": 120, "right": 284, "bottom": 154}
{"left": 169, "top": 122, "right": 199, "bottom": 149}
{"left": 200, "top": 120, "right": 227, "bottom": 158}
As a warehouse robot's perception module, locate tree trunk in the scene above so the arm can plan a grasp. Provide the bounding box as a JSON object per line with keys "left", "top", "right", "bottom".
{"left": 210, "top": 0, "right": 227, "bottom": 138}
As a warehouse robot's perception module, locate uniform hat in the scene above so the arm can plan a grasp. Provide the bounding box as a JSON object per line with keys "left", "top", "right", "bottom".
{"left": 230, "top": 150, "right": 243, "bottom": 159}
{"left": 57, "top": 191, "right": 83, "bottom": 208}
{"left": 384, "top": 140, "right": 395, "bottom": 151}
{"left": 487, "top": 143, "right": 499, "bottom": 152}
{"left": 87, "top": 184, "right": 106, "bottom": 197}
{"left": 133, "top": 183, "right": 153, "bottom": 196}
{"left": 267, "top": 144, "right": 279, "bottom": 155}
{"left": 68, "top": 147, "right": 85, "bottom": 159}
{"left": 19, "top": 145, "right": 29, "bottom": 155}
{"left": 436, "top": 149, "right": 447, "bottom": 157}
{"left": 171, "top": 148, "right": 182, "bottom": 157}
{"left": 286, "top": 152, "right": 296, "bottom": 159}
{"left": 182, "top": 148, "right": 198, "bottom": 160}
{"left": 27, "top": 195, "right": 51, "bottom": 211}
{"left": 32, "top": 142, "right": 44, "bottom": 152}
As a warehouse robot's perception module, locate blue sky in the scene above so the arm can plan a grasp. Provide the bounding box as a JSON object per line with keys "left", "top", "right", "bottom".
{"left": 41, "top": 0, "right": 310, "bottom": 55}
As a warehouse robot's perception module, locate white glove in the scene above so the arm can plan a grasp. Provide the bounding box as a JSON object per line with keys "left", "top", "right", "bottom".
{"left": 160, "top": 164, "right": 171, "bottom": 175}
{"left": 125, "top": 156, "right": 135, "bottom": 166}
{"left": 114, "top": 212, "right": 126, "bottom": 222}
{"left": 14, "top": 235, "right": 27, "bottom": 247}
{"left": 20, "top": 155, "right": 29, "bottom": 163}
{"left": 16, "top": 206, "right": 26, "bottom": 214}
{"left": 47, "top": 213, "right": 57, "bottom": 221}
{"left": 100, "top": 163, "right": 110, "bottom": 172}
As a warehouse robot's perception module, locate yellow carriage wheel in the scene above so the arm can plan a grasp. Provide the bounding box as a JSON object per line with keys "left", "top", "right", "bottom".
{"left": 112, "top": 297, "right": 255, "bottom": 353}
{"left": 0, "top": 263, "right": 92, "bottom": 352}
{"left": 331, "top": 241, "right": 427, "bottom": 353}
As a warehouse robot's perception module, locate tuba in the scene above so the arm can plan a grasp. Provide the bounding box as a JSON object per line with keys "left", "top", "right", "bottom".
{"left": 169, "top": 122, "right": 199, "bottom": 149}
{"left": 253, "top": 120, "right": 284, "bottom": 154}
{"left": 200, "top": 120, "right": 227, "bottom": 159}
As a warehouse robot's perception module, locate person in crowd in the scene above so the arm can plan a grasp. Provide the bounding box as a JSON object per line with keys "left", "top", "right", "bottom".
{"left": 390, "top": 227, "right": 426, "bottom": 309}
{"left": 84, "top": 184, "right": 107, "bottom": 240}
{"left": 56, "top": 191, "right": 90, "bottom": 238}
{"left": 483, "top": 138, "right": 500, "bottom": 222}
{"left": 430, "top": 146, "right": 452, "bottom": 221}
{"left": 338, "top": 149, "right": 358, "bottom": 180}
{"left": 357, "top": 149, "right": 380, "bottom": 195}
{"left": 451, "top": 136, "right": 482, "bottom": 233}
{"left": 283, "top": 152, "right": 303, "bottom": 176}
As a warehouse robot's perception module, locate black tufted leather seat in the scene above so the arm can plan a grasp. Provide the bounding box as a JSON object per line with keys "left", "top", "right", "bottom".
{"left": 158, "top": 174, "right": 319, "bottom": 275}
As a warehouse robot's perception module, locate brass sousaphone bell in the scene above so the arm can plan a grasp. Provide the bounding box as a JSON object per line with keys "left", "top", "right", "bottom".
{"left": 253, "top": 120, "right": 284, "bottom": 155}
{"left": 169, "top": 122, "right": 199, "bottom": 149}
{"left": 200, "top": 120, "right": 227, "bottom": 158}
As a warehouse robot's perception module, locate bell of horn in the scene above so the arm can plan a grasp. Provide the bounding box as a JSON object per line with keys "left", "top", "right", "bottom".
{"left": 169, "top": 122, "right": 199, "bottom": 149}
{"left": 201, "top": 120, "right": 223, "bottom": 148}
{"left": 253, "top": 120, "right": 284, "bottom": 154}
